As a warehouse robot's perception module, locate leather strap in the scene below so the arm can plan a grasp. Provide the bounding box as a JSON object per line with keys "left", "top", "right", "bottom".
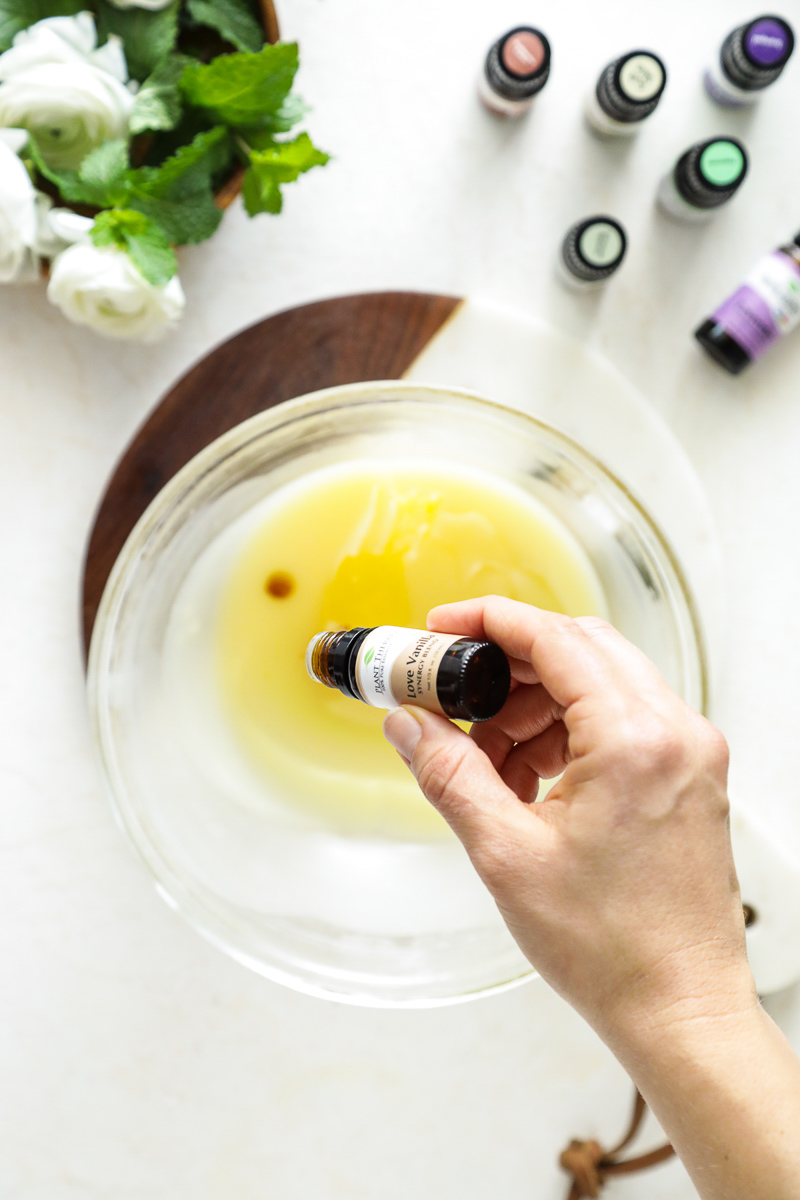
{"left": 559, "top": 1087, "right": 675, "bottom": 1199}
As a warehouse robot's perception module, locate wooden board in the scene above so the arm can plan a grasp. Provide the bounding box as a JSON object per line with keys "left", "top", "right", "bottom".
{"left": 81, "top": 291, "right": 460, "bottom": 654}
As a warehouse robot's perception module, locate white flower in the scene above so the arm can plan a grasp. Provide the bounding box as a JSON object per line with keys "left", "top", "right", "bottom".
{"left": 0, "top": 136, "right": 37, "bottom": 281}
{"left": 105, "top": 0, "right": 175, "bottom": 10}
{"left": 47, "top": 241, "right": 185, "bottom": 341}
{"left": 0, "top": 13, "right": 134, "bottom": 170}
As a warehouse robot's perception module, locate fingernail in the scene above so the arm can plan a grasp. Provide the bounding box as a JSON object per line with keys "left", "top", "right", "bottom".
{"left": 383, "top": 707, "right": 423, "bottom": 759}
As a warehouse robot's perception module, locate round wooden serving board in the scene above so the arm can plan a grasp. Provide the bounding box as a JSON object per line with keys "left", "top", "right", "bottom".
{"left": 81, "top": 291, "right": 460, "bottom": 654}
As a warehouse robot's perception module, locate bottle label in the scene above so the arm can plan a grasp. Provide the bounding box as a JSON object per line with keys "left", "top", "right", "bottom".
{"left": 712, "top": 252, "right": 800, "bottom": 360}
{"left": 355, "top": 626, "right": 460, "bottom": 712}
{"left": 618, "top": 54, "right": 663, "bottom": 102}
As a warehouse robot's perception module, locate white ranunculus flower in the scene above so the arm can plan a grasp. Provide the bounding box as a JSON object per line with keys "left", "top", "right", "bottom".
{"left": 0, "top": 137, "right": 37, "bottom": 282}
{"left": 105, "top": 0, "right": 175, "bottom": 10}
{"left": 0, "top": 13, "right": 134, "bottom": 169}
{"left": 47, "top": 241, "right": 185, "bottom": 341}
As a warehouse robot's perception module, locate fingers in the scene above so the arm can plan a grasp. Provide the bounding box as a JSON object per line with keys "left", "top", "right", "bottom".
{"left": 486, "top": 682, "right": 565, "bottom": 744}
{"left": 501, "top": 721, "right": 571, "bottom": 786}
{"left": 472, "top": 709, "right": 571, "bottom": 793}
{"left": 383, "top": 706, "right": 544, "bottom": 850}
{"left": 428, "top": 597, "right": 658, "bottom": 710}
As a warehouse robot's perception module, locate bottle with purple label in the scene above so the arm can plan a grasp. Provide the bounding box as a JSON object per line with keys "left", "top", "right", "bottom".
{"left": 705, "top": 14, "right": 794, "bottom": 107}
{"left": 694, "top": 233, "right": 800, "bottom": 373}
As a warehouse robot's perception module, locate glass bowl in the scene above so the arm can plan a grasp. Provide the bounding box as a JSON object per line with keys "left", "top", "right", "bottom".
{"left": 88, "top": 382, "right": 707, "bottom": 1007}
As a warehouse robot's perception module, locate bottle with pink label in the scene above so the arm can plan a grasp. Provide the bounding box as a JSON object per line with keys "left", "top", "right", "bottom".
{"left": 477, "top": 26, "right": 552, "bottom": 117}
{"left": 694, "top": 233, "right": 800, "bottom": 373}
{"left": 704, "top": 14, "right": 794, "bottom": 107}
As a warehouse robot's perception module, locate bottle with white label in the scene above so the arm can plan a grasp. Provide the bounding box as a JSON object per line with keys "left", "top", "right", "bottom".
{"left": 306, "top": 626, "right": 511, "bottom": 722}
{"left": 695, "top": 233, "right": 800, "bottom": 373}
{"left": 556, "top": 215, "right": 627, "bottom": 291}
{"left": 657, "top": 137, "right": 749, "bottom": 223}
{"left": 585, "top": 50, "right": 667, "bottom": 136}
{"left": 705, "top": 15, "right": 794, "bottom": 107}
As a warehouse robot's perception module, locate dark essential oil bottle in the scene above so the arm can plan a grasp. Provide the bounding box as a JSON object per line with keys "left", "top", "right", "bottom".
{"left": 695, "top": 232, "right": 800, "bottom": 373}
{"left": 306, "top": 626, "right": 511, "bottom": 722}
{"left": 656, "top": 136, "right": 749, "bottom": 223}
{"left": 585, "top": 50, "right": 667, "bottom": 136}
{"left": 705, "top": 14, "right": 794, "bottom": 107}
{"left": 477, "top": 26, "right": 552, "bottom": 117}
{"left": 557, "top": 215, "right": 628, "bottom": 290}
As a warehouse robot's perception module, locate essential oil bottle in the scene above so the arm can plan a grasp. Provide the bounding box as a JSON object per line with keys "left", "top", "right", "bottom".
{"left": 478, "top": 26, "right": 552, "bottom": 117}
{"left": 556, "top": 215, "right": 627, "bottom": 290}
{"left": 695, "top": 232, "right": 800, "bottom": 373}
{"left": 704, "top": 15, "right": 794, "bottom": 107}
{"left": 656, "top": 137, "right": 749, "bottom": 223}
{"left": 585, "top": 50, "right": 667, "bottom": 136}
{"left": 306, "top": 626, "right": 511, "bottom": 722}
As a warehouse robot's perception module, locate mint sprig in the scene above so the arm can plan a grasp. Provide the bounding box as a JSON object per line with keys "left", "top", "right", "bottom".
{"left": 31, "top": 127, "right": 230, "bottom": 245}
{"left": 91, "top": 208, "right": 177, "bottom": 286}
{"left": 180, "top": 41, "right": 298, "bottom": 126}
{"left": 242, "top": 132, "right": 328, "bottom": 215}
{"left": 129, "top": 55, "right": 189, "bottom": 135}
{"left": 96, "top": 0, "right": 179, "bottom": 82}
{"left": 127, "top": 125, "right": 230, "bottom": 243}
{"left": 187, "top": 0, "right": 263, "bottom": 54}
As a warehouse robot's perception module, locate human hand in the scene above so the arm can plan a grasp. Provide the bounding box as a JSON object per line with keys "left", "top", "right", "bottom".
{"left": 383, "top": 597, "right": 756, "bottom": 1048}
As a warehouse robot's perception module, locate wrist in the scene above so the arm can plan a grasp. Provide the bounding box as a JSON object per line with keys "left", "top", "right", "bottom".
{"left": 604, "top": 957, "right": 761, "bottom": 1082}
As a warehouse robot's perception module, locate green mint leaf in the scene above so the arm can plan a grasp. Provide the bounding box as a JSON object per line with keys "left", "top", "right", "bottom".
{"left": 0, "top": 0, "right": 84, "bottom": 52}
{"left": 91, "top": 208, "right": 177, "bottom": 286}
{"left": 242, "top": 131, "right": 328, "bottom": 216}
{"left": 180, "top": 42, "right": 298, "bottom": 126}
{"left": 26, "top": 135, "right": 90, "bottom": 204}
{"left": 186, "top": 0, "right": 263, "bottom": 54}
{"left": 239, "top": 95, "right": 308, "bottom": 145}
{"left": 76, "top": 139, "right": 130, "bottom": 203}
{"left": 126, "top": 126, "right": 230, "bottom": 243}
{"left": 96, "top": 0, "right": 179, "bottom": 82}
{"left": 129, "top": 54, "right": 189, "bottom": 134}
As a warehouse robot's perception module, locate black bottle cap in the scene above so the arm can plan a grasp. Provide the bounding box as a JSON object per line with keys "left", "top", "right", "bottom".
{"left": 561, "top": 216, "right": 627, "bottom": 282}
{"left": 794, "top": 230, "right": 800, "bottom": 247}
{"left": 673, "top": 137, "right": 749, "bottom": 210}
{"left": 436, "top": 639, "right": 511, "bottom": 723}
{"left": 720, "top": 15, "right": 794, "bottom": 91}
{"left": 595, "top": 50, "right": 667, "bottom": 122}
{"left": 484, "top": 26, "right": 551, "bottom": 101}
{"left": 694, "top": 319, "right": 752, "bottom": 374}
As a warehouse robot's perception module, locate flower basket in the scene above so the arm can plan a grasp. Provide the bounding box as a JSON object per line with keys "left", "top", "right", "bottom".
{"left": 0, "top": 0, "right": 328, "bottom": 339}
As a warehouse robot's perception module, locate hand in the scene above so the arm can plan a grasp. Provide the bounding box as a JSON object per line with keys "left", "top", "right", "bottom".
{"left": 385, "top": 597, "right": 800, "bottom": 1200}
{"left": 383, "top": 596, "right": 755, "bottom": 1045}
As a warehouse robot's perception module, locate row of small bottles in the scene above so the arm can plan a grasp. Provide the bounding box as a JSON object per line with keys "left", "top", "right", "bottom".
{"left": 479, "top": 17, "right": 795, "bottom": 119}
{"left": 479, "top": 18, "right": 800, "bottom": 375}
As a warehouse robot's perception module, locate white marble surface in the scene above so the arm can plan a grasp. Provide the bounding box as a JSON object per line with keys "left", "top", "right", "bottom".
{"left": 3, "top": 1, "right": 800, "bottom": 1196}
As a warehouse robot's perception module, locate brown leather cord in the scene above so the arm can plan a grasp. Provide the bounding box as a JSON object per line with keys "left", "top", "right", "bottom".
{"left": 560, "top": 1087, "right": 675, "bottom": 1199}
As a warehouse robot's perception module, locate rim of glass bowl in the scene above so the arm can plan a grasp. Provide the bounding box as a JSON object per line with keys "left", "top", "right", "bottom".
{"left": 87, "top": 380, "right": 709, "bottom": 1007}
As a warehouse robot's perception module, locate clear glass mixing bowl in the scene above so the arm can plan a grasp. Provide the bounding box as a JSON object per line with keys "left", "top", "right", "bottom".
{"left": 88, "top": 382, "right": 707, "bottom": 1007}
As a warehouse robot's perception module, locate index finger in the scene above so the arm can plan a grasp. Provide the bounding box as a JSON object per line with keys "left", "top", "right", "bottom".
{"left": 427, "top": 596, "right": 636, "bottom": 709}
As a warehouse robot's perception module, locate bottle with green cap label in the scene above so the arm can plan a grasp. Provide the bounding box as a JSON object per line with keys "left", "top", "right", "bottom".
{"left": 556, "top": 215, "right": 628, "bottom": 290}
{"left": 657, "top": 136, "right": 749, "bottom": 222}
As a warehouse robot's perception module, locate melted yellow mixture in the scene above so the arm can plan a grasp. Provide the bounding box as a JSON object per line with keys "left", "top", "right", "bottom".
{"left": 216, "top": 464, "right": 606, "bottom": 837}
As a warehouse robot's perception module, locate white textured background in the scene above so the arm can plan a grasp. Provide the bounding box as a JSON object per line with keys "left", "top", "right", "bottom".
{"left": 3, "top": 1, "right": 800, "bottom": 1196}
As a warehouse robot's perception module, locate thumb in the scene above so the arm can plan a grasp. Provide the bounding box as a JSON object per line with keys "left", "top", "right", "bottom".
{"left": 383, "top": 705, "right": 530, "bottom": 850}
